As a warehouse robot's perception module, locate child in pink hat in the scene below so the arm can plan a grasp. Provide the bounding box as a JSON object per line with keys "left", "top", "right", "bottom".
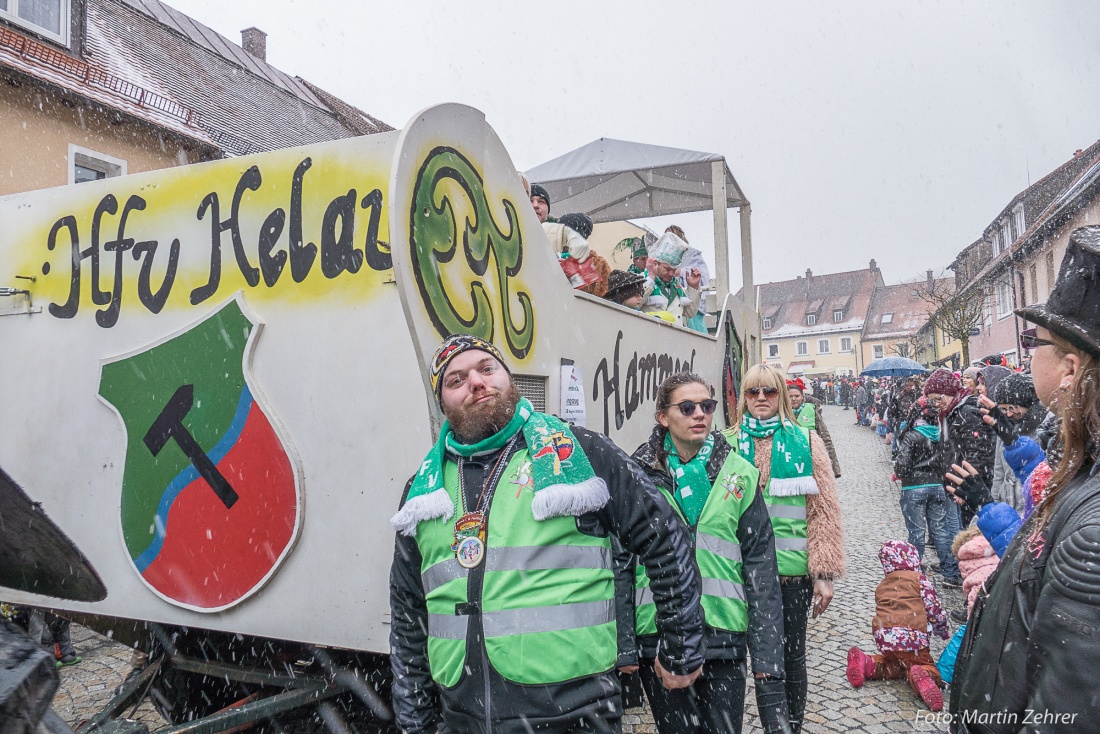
{"left": 846, "top": 540, "right": 950, "bottom": 711}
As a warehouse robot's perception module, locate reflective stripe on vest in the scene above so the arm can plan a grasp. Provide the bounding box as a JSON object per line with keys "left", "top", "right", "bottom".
{"left": 797, "top": 403, "right": 816, "bottom": 431}
{"left": 761, "top": 425, "right": 811, "bottom": 576}
{"left": 414, "top": 447, "right": 615, "bottom": 688}
{"left": 635, "top": 448, "right": 758, "bottom": 636}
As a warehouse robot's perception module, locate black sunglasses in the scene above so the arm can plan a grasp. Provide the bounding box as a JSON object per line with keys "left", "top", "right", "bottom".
{"left": 745, "top": 386, "right": 779, "bottom": 398}
{"left": 673, "top": 399, "right": 718, "bottom": 417}
{"left": 1020, "top": 328, "right": 1056, "bottom": 350}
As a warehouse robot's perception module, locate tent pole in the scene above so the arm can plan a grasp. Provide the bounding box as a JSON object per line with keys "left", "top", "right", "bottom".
{"left": 739, "top": 203, "right": 753, "bottom": 306}
{"left": 711, "top": 160, "right": 730, "bottom": 308}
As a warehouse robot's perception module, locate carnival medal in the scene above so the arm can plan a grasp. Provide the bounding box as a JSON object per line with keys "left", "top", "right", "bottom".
{"left": 452, "top": 512, "right": 487, "bottom": 569}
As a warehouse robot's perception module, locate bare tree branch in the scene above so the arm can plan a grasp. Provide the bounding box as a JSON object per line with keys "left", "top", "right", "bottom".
{"left": 913, "top": 274, "right": 985, "bottom": 366}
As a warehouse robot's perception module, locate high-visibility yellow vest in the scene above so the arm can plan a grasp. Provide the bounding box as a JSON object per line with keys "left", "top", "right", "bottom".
{"left": 414, "top": 449, "right": 616, "bottom": 687}
{"left": 796, "top": 402, "right": 816, "bottom": 431}
{"left": 635, "top": 449, "right": 759, "bottom": 635}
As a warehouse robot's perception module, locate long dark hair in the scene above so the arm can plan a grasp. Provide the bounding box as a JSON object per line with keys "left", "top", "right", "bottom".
{"left": 654, "top": 372, "right": 713, "bottom": 464}
{"left": 1041, "top": 333, "right": 1100, "bottom": 525}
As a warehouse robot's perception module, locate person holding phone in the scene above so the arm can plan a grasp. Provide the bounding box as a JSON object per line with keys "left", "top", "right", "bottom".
{"left": 723, "top": 364, "right": 845, "bottom": 734}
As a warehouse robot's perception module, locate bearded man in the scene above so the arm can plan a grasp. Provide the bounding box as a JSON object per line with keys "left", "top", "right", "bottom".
{"left": 389, "top": 334, "right": 705, "bottom": 734}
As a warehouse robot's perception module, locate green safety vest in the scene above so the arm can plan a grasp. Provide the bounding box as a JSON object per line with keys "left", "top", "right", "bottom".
{"left": 726, "top": 425, "right": 811, "bottom": 577}
{"left": 796, "top": 402, "right": 816, "bottom": 431}
{"left": 635, "top": 448, "right": 759, "bottom": 636}
{"left": 414, "top": 449, "right": 616, "bottom": 688}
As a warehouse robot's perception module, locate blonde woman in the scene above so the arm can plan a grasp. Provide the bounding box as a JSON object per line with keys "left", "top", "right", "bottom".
{"left": 723, "top": 364, "right": 845, "bottom": 734}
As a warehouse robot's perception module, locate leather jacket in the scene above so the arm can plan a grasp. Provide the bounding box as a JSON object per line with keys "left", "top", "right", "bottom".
{"left": 390, "top": 426, "right": 705, "bottom": 734}
{"left": 950, "top": 463, "right": 1100, "bottom": 732}
{"left": 893, "top": 427, "right": 945, "bottom": 488}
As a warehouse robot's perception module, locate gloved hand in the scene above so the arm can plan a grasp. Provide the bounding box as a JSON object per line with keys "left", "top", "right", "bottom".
{"left": 753, "top": 675, "right": 793, "bottom": 734}
{"left": 946, "top": 462, "right": 994, "bottom": 513}
{"left": 985, "top": 405, "right": 1020, "bottom": 445}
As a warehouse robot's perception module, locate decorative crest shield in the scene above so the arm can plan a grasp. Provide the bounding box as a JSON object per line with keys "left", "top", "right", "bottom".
{"left": 99, "top": 296, "right": 301, "bottom": 611}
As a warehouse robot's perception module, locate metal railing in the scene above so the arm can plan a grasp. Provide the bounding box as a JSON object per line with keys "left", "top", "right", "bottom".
{"left": 0, "top": 25, "right": 193, "bottom": 124}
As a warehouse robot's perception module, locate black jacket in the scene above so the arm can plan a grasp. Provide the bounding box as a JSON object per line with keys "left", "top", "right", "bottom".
{"left": 944, "top": 394, "right": 997, "bottom": 484}
{"left": 389, "top": 426, "right": 706, "bottom": 734}
{"left": 951, "top": 463, "right": 1100, "bottom": 732}
{"left": 623, "top": 428, "right": 785, "bottom": 677}
{"left": 893, "top": 426, "right": 946, "bottom": 488}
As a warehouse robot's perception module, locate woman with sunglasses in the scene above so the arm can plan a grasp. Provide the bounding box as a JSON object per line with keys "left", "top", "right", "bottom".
{"left": 627, "top": 372, "right": 790, "bottom": 734}
{"left": 946, "top": 226, "right": 1100, "bottom": 728}
{"left": 724, "top": 364, "right": 845, "bottom": 734}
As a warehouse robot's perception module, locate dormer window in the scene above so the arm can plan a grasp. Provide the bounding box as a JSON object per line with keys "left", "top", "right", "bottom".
{"left": 0, "top": 0, "right": 70, "bottom": 45}
{"left": 762, "top": 317, "right": 772, "bottom": 329}
{"left": 1001, "top": 219, "right": 1014, "bottom": 250}
{"left": 880, "top": 313, "right": 893, "bottom": 324}
{"left": 833, "top": 309, "right": 843, "bottom": 322}
{"left": 806, "top": 314, "right": 817, "bottom": 326}
{"left": 1013, "top": 205, "right": 1025, "bottom": 239}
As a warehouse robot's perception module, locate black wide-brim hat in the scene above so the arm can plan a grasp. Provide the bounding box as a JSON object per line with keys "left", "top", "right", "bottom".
{"left": 1016, "top": 225, "right": 1100, "bottom": 357}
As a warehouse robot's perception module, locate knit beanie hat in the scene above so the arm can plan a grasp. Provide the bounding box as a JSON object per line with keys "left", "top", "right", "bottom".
{"left": 429, "top": 334, "right": 510, "bottom": 402}
{"left": 923, "top": 367, "right": 961, "bottom": 397}
{"left": 993, "top": 372, "right": 1038, "bottom": 409}
{"left": 530, "top": 183, "right": 551, "bottom": 208}
{"left": 558, "top": 212, "right": 594, "bottom": 240}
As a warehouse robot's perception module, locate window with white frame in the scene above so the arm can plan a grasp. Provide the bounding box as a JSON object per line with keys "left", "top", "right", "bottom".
{"left": 991, "top": 232, "right": 1001, "bottom": 257}
{"left": 880, "top": 313, "right": 893, "bottom": 324}
{"left": 806, "top": 314, "right": 817, "bottom": 326}
{"left": 69, "top": 145, "right": 126, "bottom": 185}
{"left": 840, "top": 337, "right": 852, "bottom": 352}
{"left": 762, "top": 317, "right": 772, "bottom": 329}
{"left": 0, "top": 0, "right": 69, "bottom": 44}
{"left": 1014, "top": 206, "right": 1025, "bottom": 239}
{"left": 1001, "top": 219, "right": 1014, "bottom": 250}
{"left": 833, "top": 309, "right": 843, "bottom": 322}
{"left": 997, "top": 279, "right": 1012, "bottom": 318}
{"left": 768, "top": 344, "right": 779, "bottom": 358}
{"left": 817, "top": 339, "right": 830, "bottom": 354}
{"left": 1029, "top": 264, "right": 1039, "bottom": 304}
{"left": 796, "top": 341, "right": 808, "bottom": 356}
{"left": 873, "top": 345, "right": 884, "bottom": 359}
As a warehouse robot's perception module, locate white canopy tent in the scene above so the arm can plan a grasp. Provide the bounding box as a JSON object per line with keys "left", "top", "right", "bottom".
{"left": 526, "top": 138, "right": 754, "bottom": 306}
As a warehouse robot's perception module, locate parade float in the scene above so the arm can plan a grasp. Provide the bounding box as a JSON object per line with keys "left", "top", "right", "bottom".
{"left": 0, "top": 104, "right": 758, "bottom": 731}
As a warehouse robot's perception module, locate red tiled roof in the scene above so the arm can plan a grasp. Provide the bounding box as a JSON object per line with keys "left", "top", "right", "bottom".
{"left": 861, "top": 279, "right": 951, "bottom": 340}
{"left": 757, "top": 267, "right": 881, "bottom": 339}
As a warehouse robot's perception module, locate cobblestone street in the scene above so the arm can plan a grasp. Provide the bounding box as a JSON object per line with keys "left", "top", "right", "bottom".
{"left": 624, "top": 405, "right": 963, "bottom": 733}
{"left": 47, "top": 404, "right": 964, "bottom": 733}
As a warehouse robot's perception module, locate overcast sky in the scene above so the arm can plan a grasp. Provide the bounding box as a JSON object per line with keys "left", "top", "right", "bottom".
{"left": 167, "top": 0, "right": 1100, "bottom": 288}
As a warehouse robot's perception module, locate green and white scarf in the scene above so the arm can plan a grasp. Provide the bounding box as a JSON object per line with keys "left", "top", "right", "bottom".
{"left": 652, "top": 276, "right": 686, "bottom": 305}
{"left": 735, "top": 415, "right": 819, "bottom": 497}
{"left": 664, "top": 432, "right": 715, "bottom": 526}
{"left": 391, "top": 398, "right": 608, "bottom": 536}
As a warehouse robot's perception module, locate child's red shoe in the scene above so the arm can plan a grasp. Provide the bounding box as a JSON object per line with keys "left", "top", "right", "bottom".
{"left": 846, "top": 647, "right": 870, "bottom": 687}
{"left": 908, "top": 666, "right": 943, "bottom": 711}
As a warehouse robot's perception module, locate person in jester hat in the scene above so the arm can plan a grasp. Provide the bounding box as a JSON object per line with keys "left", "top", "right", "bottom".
{"left": 626, "top": 372, "right": 790, "bottom": 734}
{"left": 722, "top": 364, "right": 845, "bottom": 734}
{"left": 389, "top": 334, "right": 706, "bottom": 734}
